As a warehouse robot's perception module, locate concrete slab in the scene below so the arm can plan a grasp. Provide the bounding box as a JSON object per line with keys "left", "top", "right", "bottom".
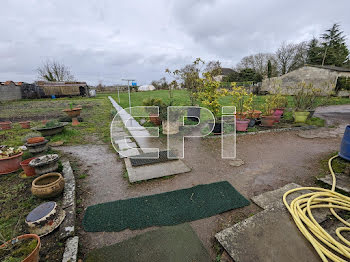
{"left": 215, "top": 204, "right": 321, "bottom": 262}
{"left": 85, "top": 223, "right": 211, "bottom": 262}
{"left": 117, "top": 141, "right": 137, "bottom": 150}
{"left": 251, "top": 183, "right": 301, "bottom": 209}
{"left": 118, "top": 148, "right": 140, "bottom": 159}
{"left": 318, "top": 173, "right": 350, "bottom": 193}
{"left": 251, "top": 183, "right": 330, "bottom": 223}
{"left": 124, "top": 157, "right": 191, "bottom": 183}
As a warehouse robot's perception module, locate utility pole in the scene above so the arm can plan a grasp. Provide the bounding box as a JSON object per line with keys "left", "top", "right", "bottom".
{"left": 121, "top": 78, "right": 136, "bottom": 113}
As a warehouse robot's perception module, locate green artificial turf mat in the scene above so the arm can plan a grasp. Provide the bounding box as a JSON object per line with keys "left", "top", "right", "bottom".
{"left": 85, "top": 223, "right": 211, "bottom": 262}
{"left": 83, "top": 181, "right": 250, "bottom": 232}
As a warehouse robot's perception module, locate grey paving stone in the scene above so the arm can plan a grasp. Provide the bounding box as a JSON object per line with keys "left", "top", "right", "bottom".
{"left": 215, "top": 204, "right": 321, "bottom": 262}
{"left": 124, "top": 158, "right": 191, "bottom": 183}
{"left": 318, "top": 173, "right": 350, "bottom": 193}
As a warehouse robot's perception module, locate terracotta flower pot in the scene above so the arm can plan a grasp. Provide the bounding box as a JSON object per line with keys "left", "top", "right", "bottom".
{"left": 149, "top": 114, "right": 161, "bottom": 126}
{"left": 20, "top": 157, "right": 37, "bottom": 177}
{"left": 236, "top": 119, "right": 250, "bottom": 132}
{"left": 19, "top": 121, "right": 31, "bottom": 129}
{"left": 0, "top": 152, "right": 23, "bottom": 175}
{"left": 0, "top": 234, "right": 41, "bottom": 262}
{"left": 63, "top": 108, "right": 82, "bottom": 118}
{"left": 31, "top": 172, "right": 65, "bottom": 198}
{"left": 27, "top": 137, "right": 45, "bottom": 144}
{"left": 248, "top": 110, "right": 262, "bottom": 119}
{"left": 260, "top": 116, "right": 275, "bottom": 127}
{"left": 0, "top": 121, "right": 12, "bottom": 130}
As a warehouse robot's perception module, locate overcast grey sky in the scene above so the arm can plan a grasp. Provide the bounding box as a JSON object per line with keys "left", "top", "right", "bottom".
{"left": 1, "top": 0, "right": 350, "bottom": 85}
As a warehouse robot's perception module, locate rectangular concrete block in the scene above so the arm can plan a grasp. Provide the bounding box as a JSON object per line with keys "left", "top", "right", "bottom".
{"left": 124, "top": 158, "right": 191, "bottom": 183}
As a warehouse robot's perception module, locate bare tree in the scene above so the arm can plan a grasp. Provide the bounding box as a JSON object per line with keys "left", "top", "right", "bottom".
{"left": 236, "top": 53, "right": 278, "bottom": 77}
{"left": 37, "top": 60, "right": 75, "bottom": 81}
{"left": 204, "top": 60, "right": 222, "bottom": 76}
{"left": 275, "top": 42, "right": 307, "bottom": 75}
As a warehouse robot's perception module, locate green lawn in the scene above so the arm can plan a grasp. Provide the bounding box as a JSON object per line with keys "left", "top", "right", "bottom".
{"left": 0, "top": 93, "right": 114, "bottom": 146}
{"left": 112, "top": 89, "right": 350, "bottom": 110}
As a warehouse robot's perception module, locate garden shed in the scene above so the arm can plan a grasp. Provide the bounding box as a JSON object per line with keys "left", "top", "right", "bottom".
{"left": 261, "top": 65, "right": 350, "bottom": 96}
{"left": 35, "top": 81, "right": 89, "bottom": 97}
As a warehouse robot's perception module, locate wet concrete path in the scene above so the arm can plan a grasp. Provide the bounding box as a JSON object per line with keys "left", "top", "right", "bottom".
{"left": 58, "top": 104, "right": 349, "bottom": 260}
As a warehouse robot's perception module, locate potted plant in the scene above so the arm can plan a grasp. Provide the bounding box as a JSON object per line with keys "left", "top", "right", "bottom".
{"left": 197, "top": 71, "right": 227, "bottom": 135}
{"left": 63, "top": 103, "right": 82, "bottom": 126}
{"left": 0, "top": 121, "right": 12, "bottom": 130}
{"left": 63, "top": 103, "right": 82, "bottom": 118}
{"left": 230, "top": 84, "right": 253, "bottom": 132}
{"left": 142, "top": 98, "right": 163, "bottom": 126}
{"left": 32, "top": 120, "right": 68, "bottom": 136}
{"left": 292, "top": 82, "right": 314, "bottom": 123}
{"left": 260, "top": 96, "right": 276, "bottom": 127}
{"left": 0, "top": 146, "right": 24, "bottom": 175}
{"left": 19, "top": 121, "right": 31, "bottom": 129}
{"left": 0, "top": 233, "right": 41, "bottom": 262}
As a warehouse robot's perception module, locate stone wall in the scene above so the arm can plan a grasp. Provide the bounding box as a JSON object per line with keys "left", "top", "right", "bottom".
{"left": 0, "top": 83, "right": 22, "bottom": 101}
{"left": 261, "top": 66, "right": 350, "bottom": 96}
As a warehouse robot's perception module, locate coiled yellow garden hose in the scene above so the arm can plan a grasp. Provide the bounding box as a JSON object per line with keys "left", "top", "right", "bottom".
{"left": 283, "top": 155, "right": 350, "bottom": 262}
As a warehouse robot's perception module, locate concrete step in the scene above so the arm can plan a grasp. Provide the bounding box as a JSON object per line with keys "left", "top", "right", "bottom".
{"left": 215, "top": 204, "right": 321, "bottom": 262}
{"left": 318, "top": 173, "right": 350, "bottom": 193}
{"left": 251, "top": 183, "right": 330, "bottom": 223}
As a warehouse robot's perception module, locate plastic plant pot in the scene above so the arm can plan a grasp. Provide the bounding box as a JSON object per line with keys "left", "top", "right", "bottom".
{"left": 20, "top": 157, "right": 37, "bottom": 177}
{"left": 0, "top": 152, "right": 23, "bottom": 175}
{"left": 294, "top": 111, "right": 310, "bottom": 123}
{"left": 236, "top": 119, "right": 250, "bottom": 132}
{"left": 339, "top": 125, "right": 350, "bottom": 161}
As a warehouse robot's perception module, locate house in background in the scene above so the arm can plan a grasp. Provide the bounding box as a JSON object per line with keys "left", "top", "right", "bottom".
{"left": 214, "top": 68, "right": 236, "bottom": 82}
{"left": 261, "top": 65, "right": 350, "bottom": 96}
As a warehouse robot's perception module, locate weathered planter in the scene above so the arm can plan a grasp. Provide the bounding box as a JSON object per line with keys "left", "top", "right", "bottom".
{"left": 31, "top": 172, "right": 65, "bottom": 198}
{"left": 25, "top": 140, "right": 49, "bottom": 154}
{"left": 0, "top": 152, "right": 23, "bottom": 175}
{"left": 236, "top": 119, "right": 250, "bottom": 132}
{"left": 260, "top": 116, "right": 275, "bottom": 127}
{"left": 29, "top": 154, "right": 59, "bottom": 175}
{"left": 20, "top": 157, "right": 37, "bottom": 177}
{"left": 0, "top": 234, "right": 41, "bottom": 262}
{"left": 162, "top": 121, "right": 180, "bottom": 135}
{"left": 187, "top": 107, "right": 201, "bottom": 123}
{"left": 149, "top": 114, "right": 161, "bottom": 126}
{"left": 27, "top": 137, "right": 45, "bottom": 144}
{"left": 208, "top": 121, "right": 223, "bottom": 135}
{"left": 32, "top": 122, "right": 68, "bottom": 136}
{"left": 25, "top": 201, "right": 65, "bottom": 237}
{"left": 294, "top": 111, "right": 310, "bottom": 123}
{"left": 63, "top": 107, "right": 82, "bottom": 118}
{"left": 0, "top": 121, "right": 12, "bottom": 130}
{"left": 19, "top": 121, "right": 31, "bottom": 129}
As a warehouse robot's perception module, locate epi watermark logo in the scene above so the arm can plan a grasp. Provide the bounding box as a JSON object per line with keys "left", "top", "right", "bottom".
{"left": 111, "top": 106, "right": 236, "bottom": 159}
